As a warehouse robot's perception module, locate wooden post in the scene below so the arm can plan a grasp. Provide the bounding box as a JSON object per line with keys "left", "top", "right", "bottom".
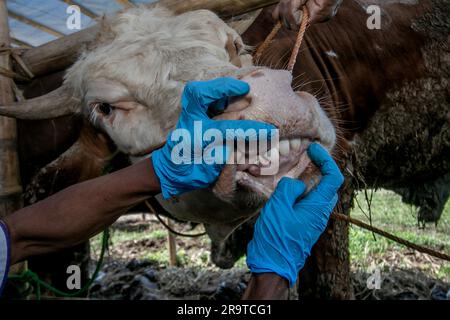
{"left": 0, "top": 0, "right": 26, "bottom": 290}
{"left": 166, "top": 219, "right": 177, "bottom": 267}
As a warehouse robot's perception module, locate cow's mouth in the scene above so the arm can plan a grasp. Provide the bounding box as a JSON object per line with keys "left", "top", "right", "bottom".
{"left": 211, "top": 68, "right": 334, "bottom": 204}
{"left": 234, "top": 136, "right": 313, "bottom": 198}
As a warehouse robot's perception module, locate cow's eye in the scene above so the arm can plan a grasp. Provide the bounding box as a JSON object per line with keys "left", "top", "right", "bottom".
{"left": 97, "top": 102, "right": 113, "bottom": 115}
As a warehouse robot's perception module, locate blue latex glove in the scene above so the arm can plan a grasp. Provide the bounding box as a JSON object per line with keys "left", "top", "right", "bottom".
{"left": 152, "top": 77, "right": 276, "bottom": 199}
{"left": 0, "top": 220, "right": 10, "bottom": 296}
{"left": 246, "top": 143, "right": 344, "bottom": 286}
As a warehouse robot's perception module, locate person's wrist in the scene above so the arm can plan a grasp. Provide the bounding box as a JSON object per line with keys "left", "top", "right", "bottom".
{"left": 242, "top": 273, "right": 289, "bottom": 300}
{"left": 247, "top": 253, "right": 301, "bottom": 287}
{"left": 150, "top": 150, "right": 173, "bottom": 199}
{"left": 247, "top": 233, "right": 302, "bottom": 287}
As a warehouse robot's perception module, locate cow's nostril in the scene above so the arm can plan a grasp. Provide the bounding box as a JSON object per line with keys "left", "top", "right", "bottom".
{"left": 250, "top": 71, "right": 264, "bottom": 78}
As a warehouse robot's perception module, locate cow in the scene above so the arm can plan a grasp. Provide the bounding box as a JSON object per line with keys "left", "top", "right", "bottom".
{"left": 3, "top": 5, "right": 337, "bottom": 253}
{"left": 0, "top": 0, "right": 448, "bottom": 298}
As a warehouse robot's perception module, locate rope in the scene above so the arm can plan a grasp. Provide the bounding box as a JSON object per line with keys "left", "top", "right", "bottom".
{"left": 8, "top": 229, "right": 110, "bottom": 299}
{"left": 253, "top": 7, "right": 310, "bottom": 73}
{"left": 331, "top": 213, "right": 450, "bottom": 261}
{"left": 144, "top": 200, "right": 206, "bottom": 238}
{"left": 253, "top": 21, "right": 282, "bottom": 63}
{"left": 287, "top": 8, "right": 309, "bottom": 72}
{"left": 0, "top": 66, "right": 29, "bottom": 81}
{"left": 0, "top": 45, "right": 33, "bottom": 80}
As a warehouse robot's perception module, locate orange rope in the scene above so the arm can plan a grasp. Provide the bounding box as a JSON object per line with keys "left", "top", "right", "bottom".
{"left": 253, "top": 21, "right": 282, "bottom": 63}
{"left": 287, "top": 7, "right": 309, "bottom": 72}
{"left": 253, "top": 7, "right": 310, "bottom": 73}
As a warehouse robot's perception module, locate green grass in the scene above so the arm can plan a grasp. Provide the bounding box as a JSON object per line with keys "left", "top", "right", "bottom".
{"left": 349, "top": 189, "right": 450, "bottom": 279}
{"left": 147, "top": 229, "right": 167, "bottom": 240}
{"left": 234, "top": 256, "right": 247, "bottom": 268}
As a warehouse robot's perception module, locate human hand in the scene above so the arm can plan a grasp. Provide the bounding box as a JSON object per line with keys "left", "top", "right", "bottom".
{"left": 152, "top": 78, "right": 276, "bottom": 199}
{"left": 246, "top": 143, "right": 344, "bottom": 286}
{"left": 273, "top": 0, "right": 343, "bottom": 29}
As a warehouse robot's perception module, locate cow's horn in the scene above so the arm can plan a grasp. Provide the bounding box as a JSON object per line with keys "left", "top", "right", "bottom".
{"left": 0, "top": 85, "right": 78, "bottom": 120}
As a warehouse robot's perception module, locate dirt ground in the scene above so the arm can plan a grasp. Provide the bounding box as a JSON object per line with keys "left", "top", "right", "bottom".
{"left": 87, "top": 214, "right": 449, "bottom": 300}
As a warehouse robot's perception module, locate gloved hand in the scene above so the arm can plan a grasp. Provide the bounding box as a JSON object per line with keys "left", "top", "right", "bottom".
{"left": 246, "top": 143, "right": 344, "bottom": 286}
{"left": 273, "top": 0, "right": 343, "bottom": 29}
{"left": 152, "top": 77, "right": 276, "bottom": 199}
{"left": 0, "top": 220, "right": 10, "bottom": 296}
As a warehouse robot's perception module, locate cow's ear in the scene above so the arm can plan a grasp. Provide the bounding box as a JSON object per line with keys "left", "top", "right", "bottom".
{"left": 225, "top": 34, "right": 241, "bottom": 67}
{"left": 225, "top": 34, "right": 253, "bottom": 68}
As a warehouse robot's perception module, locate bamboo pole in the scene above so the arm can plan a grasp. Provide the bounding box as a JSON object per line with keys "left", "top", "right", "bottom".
{"left": 160, "top": 0, "right": 277, "bottom": 16}
{"left": 0, "top": 0, "right": 22, "bottom": 216}
{"left": 115, "top": 0, "right": 136, "bottom": 9}
{"left": 19, "top": 0, "right": 277, "bottom": 78}
{"left": 0, "top": 0, "right": 26, "bottom": 280}
{"left": 166, "top": 219, "right": 177, "bottom": 267}
{"left": 11, "top": 38, "right": 33, "bottom": 49}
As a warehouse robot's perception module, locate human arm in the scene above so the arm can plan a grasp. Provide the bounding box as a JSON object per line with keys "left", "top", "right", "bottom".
{"left": 4, "top": 157, "right": 159, "bottom": 265}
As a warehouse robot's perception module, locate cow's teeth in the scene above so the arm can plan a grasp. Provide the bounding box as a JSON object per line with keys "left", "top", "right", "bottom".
{"left": 279, "top": 139, "right": 290, "bottom": 156}
{"left": 258, "top": 154, "right": 271, "bottom": 166}
{"left": 236, "top": 150, "right": 245, "bottom": 164}
{"left": 289, "top": 138, "right": 301, "bottom": 151}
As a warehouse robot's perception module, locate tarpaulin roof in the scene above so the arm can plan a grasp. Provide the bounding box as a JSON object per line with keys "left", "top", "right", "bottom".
{"left": 7, "top": 0, "right": 157, "bottom": 47}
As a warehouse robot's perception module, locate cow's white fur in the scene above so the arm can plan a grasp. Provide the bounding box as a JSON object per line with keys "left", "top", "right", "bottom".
{"left": 65, "top": 7, "right": 254, "bottom": 155}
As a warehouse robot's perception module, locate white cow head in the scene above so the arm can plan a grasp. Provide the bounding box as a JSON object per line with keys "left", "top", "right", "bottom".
{"left": 66, "top": 8, "right": 255, "bottom": 156}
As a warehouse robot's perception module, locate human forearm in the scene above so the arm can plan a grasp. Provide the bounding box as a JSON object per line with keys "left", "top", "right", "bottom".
{"left": 242, "top": 273, "right": 289, "bottom": 300}
{"left": 4, "top": 158, "right": 160, "bottom": 264}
